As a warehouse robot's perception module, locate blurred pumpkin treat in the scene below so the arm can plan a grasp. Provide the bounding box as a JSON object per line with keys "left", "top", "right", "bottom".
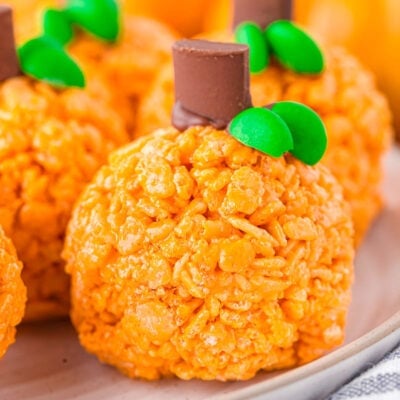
{"left": 3, "top": 0, "right": 177, "bottom": 135}
{"left": 121, "top": 0, "right": 215, "bottom": 37}
{"left": 0, "top": 5, "right": 129, "bottom": 321}
{"left": 296, "top": 0, "right": 400, "bottom": 140}
{"left": 137, "top": 0, "right": 393, "bottom": 245}
{"left": 64, "top": 40, "right": 354, "bottom": 381}
{"left": 0, "top": 226, "right": 26, "bottom": 360}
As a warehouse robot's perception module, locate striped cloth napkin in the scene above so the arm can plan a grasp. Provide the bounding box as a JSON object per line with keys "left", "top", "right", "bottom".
{"left": 329, "top": 344, "right": 400, "bottom": 400}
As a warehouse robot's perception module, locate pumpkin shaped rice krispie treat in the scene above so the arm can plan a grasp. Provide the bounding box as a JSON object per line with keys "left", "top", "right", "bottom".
{"left": 136, "top": 0, "right": 393, "bottom": 245}
{"left": 64, "top": 40, "right": 354, "bottom": 381}
{"left": 3, "top": 0, "right": 177, "bottom": 134}
{"left": 0, "top": 6, "right": 129, "bottom": 321}
{"left": 0, "top": 226, "right": 26, "bottom": 359}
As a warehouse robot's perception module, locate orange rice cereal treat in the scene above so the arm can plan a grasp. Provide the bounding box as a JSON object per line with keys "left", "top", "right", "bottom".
{"left": 0, "top": 6, "right": 129, "bottom": 321}
{"left": 64, "top": 40, "right": 354, "bottom": 381}
{"left": 0, "top": 226, "right": 26, "bottom": 359}
{"left": 136, "top": 0, "right": 392, "bottom": 245}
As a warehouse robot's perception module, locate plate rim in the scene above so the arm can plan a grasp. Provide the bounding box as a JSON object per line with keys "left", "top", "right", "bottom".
{"left": 212, "top": 311, "right": 400, "bottom": 399}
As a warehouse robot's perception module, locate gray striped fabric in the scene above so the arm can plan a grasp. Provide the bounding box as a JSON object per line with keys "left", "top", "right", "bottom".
{"left": 329, "top": 345, "right": 400, "bottom": 400}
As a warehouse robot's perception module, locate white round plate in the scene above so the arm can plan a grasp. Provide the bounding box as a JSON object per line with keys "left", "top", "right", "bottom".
{"left": 1, "top": 149, "right": 400, "bottom": 400}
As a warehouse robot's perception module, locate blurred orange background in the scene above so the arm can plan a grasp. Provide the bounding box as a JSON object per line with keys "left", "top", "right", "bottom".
{"left": 125, "top": 0, "right": 400, "bottom": 135}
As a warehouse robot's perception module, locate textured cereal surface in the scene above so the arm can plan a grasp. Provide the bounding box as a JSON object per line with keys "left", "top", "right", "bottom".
{"left": 69, "top": 15, "right": 177, "bottom": 133}
{"left": 64, "top": 126, "right": 354, "bottom": 381}
{"left": 137, "top": 46, "right": 393, "bottom": 244}
{"left": 0, "top": 226, "right": 26, "bottom": 359}
{"left": 0, "top": 77, "right": 129, "bottom": 321}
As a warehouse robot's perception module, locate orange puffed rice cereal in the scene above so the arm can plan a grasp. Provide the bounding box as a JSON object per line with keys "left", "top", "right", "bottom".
{"left": 0, "top": 226, "right": 26, "bottom": 359}
{"left": 68, "top": 15, "right": 177, "bottom": 134}
{"left": 64, "top": 126, "right": 354, "bottom": 381}
{"left": 137, "top": 46, "right": 393, "bottom": 245}
{"left": 0, "top": 77, "right": 129, "bottom": 321}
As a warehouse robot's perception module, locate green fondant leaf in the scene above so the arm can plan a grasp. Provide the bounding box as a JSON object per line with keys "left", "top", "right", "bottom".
{"left": 43, "top": 8, "right": 74, "bottom": 46}
{"left": 266, "top": 20, "right": 324, "bottom": 74}
{"left": 228, "top": 107, "right": 293, "bottom": 157}
{"left": 18, "top": 36, "right": 85, "bottom": 88}
{"left": 235, "top": 22, "right": 270, "bottom": 74}
{"left": 270, "top": 101, "right": 327, "bottom": 165}
{"left": 65, "top": 0, "right": 120, "bottom": 42}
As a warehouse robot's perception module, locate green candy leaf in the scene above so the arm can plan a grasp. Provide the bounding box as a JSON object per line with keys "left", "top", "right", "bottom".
{"left": 65, "top": 0, "right": 120, "bottom": 42}
{"left": 228, "top": 107, "right": 293, "bottom": 157}
{"left": 270, "top": 101, "right": 327, "bottom": 165}
{"left": 18, "top": 36, "right": 85, "bottom": 88}
{"left": 266, "top": 20, "right": 324, "bottom": 74}
{"left": 235, "top": 22, "right": 270, "bottom": 74}
{"left": 43, "top": 8, "right": 74, "bottom": 46}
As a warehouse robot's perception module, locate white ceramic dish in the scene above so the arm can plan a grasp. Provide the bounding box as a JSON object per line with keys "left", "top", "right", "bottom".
{"left": 1, "top": 149, "right": 400, "bottom": 400}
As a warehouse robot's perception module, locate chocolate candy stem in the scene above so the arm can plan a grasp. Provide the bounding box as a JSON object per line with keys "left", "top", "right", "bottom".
{"left": 232, "top": 0, "right": 292, "bottom": 30}
{"left": 0, "top": 5, "right": 20, "bottom": 81}
{"left": 172, "top": 39, "right": 252, "bottom": 131}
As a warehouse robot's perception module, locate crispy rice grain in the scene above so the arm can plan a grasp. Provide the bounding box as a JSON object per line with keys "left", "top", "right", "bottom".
{"left": 0, "top": 77, "right": 129, "bottom": 321}
{"left": 0, "top": 226, "right": 26, "bottom": 359}
{"left": 64, "top": 126, "right": 354, "bottom": 381}
{"left": 136, "top": 46, "right": 393, "bottom": 244}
